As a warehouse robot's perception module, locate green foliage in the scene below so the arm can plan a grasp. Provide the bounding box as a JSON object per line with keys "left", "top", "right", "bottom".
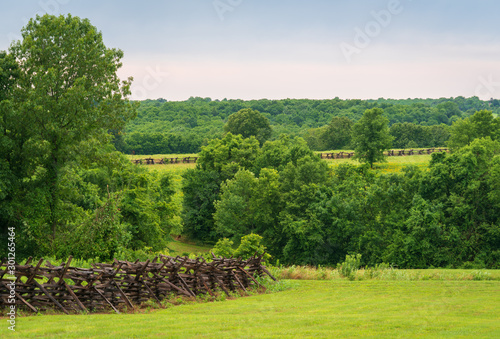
{"left": 224, "top": 108, "right": 273, "bottom": 145}
{"left": 0, "top": 51, "right": 19, "bottom": 101}
{"left": 352, "top": 108, "right": 393, "bottom": 168}
{"left": 70, "top": 191, "right": 129, "bottom": 261}
{"left": 390, "top": 122, "right": 450, "bottom": 148}
{"left": 337, "top": 254, "right": 362, "bottom": 280}
{"left": 197, "top": 132, "right": 261, "bottom": 180}
{"left": 119, "top": 170, "right": 180, "bottom": 251}
{"left": 181, "top": 169, "right": 221, "bottom": 242}
{"left": 254, "top": 274, "right": 295, "bottom": 293}
{"left": 212, "top": 238, "right": 234, "bottom": 258}
{"left": 207, "top": 134, "right": 330, "bottom": 264}
{"left": 447, "top": 110, "right": 500, "bottom": 150}
{"left": 211, "top": 234, "right": 271, "bottom": 262}
{"left": 121, "top": 97, "right": 495, "bottom": 154}
{"left": 233, "top": 233, "right": 270, "bottom": 261}
{"left": 214, "top": 168, "right": 280, "bottom": 240}
{"left": 322, "top": 116, "right": 354, "bottom": 150}
{"left": 0, "top": 14, "right": 136, "bottom": 256}
{"left": 120, "top": 132, "right": 203, "bottom": 154}
{"left": 182, "top": 133, "right": 261, "bottom": 242}
{"left": 0, "top": 15, "right": 186, "bottom": 261}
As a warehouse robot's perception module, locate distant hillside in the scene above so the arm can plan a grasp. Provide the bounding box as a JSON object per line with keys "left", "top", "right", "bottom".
{"left": 115, "top": 96, "right": 498, "bottom": 154}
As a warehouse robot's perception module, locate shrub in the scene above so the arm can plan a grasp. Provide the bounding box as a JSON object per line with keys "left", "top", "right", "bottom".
{"left": 212, "top": 238, "right": 234, "bottom": 258}
{"left": 337, "top": 254, "right": 362, "bottom": 280}
{"left": 233, "top": 233, "right": 271, "bottom": 262}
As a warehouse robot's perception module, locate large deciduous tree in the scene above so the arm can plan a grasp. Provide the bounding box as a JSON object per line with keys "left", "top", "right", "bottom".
{"left": 224, "top": 108, "right": 272, "bottom": 145}
{"left": 2, "top": 14, "right": 136, "bottom": 252}
{"left": 323, "top": 116, "right": 354, "bottom": 150}
{"left": 182, "top": 133, "right": 261, "bottom": 241}
{"left": 447, "top": 110, "right": 500, "bottom": 151}
{"left": 351, "top": 108, "right": 393, "bottom": 168}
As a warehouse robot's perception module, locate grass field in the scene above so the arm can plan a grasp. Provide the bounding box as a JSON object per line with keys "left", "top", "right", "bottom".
{"left": 130, "top": 152, "right": 434, "bottom": 175}
{"left": 3, "top": 279, "right": 499, "bottom": 338}
{"left": 126, "top": 154, "right": 199, "bottom": 160}
{"left": 166, "top": 238, "right": 213, "bottom": 255}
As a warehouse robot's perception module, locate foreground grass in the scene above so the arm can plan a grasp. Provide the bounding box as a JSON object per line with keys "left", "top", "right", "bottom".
{"left": 3, "top": 280, "right": 499, "bottom": 338}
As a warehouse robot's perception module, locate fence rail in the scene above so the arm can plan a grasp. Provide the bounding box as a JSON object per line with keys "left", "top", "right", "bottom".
{"left": 0, "top": 254, "right": 274, "bottom": 314}
{"left": 318, "top": 148, "right": 449, "bottom": 160}
{"left": 130, "top": 149, "right": 449, "bottom": 165}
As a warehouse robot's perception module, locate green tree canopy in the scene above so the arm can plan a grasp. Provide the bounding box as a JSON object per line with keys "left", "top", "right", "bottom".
{"left": 1, "top": 14, "right": 136, "bottom": 254}
{"left": 323, "top": 116, "right": 354, "bottom": 150}
{"left": 182, "top": 133, "right": 261, "bottom": 241}
{"left": 447, "top": 110, "right": 500, "bottom": 151}
{"left": 224, "top": 108, "right": 272, "bottom": 145}
{"left": 351, "top": 108, "right": 393, "bottom": 168}
{"left": 0, "top": 51, "right": 19, "bottom": 101}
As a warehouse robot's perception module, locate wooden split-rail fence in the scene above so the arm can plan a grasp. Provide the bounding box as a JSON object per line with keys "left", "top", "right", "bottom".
{"left": 131, "top": 148, "right": 449, "bottom": 165}
{"left": 0, "top": 254, "right": 275, "bottom": 314}
{"left": 132, "top": 156, "right": 198, "bottom": 165}
{"left": 318, "top": 148, "right": 449, "bottom": 160}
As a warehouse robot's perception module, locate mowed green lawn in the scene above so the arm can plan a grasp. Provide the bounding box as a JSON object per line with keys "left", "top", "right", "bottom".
{"left": 3, "top": 279, "right": 499, "bottom": 338}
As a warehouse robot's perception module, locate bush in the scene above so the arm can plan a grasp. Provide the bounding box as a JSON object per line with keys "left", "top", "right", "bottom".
{"left": 233, "top": 233, "right": 271, "bottom": 262}
{"left": 337, "top": 254, "right": 362, "bottom": 280}
{"left": 212, "top": 238, "right": 234, "bottom": 258}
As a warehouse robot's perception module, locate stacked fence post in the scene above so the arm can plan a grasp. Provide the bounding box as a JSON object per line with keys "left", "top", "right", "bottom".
{"left": 0, "top": 254, "right": 275, "bottom": 314}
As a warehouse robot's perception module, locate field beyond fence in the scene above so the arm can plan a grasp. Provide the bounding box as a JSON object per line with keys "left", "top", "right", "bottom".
{"left": 128, "top": 148, "right": 448, "bottom": 166}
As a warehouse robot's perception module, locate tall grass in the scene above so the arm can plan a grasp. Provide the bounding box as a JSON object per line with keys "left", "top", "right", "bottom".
{"left": 268, "top": 265, "right": 500, "bottom": 281}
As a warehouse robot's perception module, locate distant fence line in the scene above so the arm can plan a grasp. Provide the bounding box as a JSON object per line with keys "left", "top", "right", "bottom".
{"left": 131, "top": 148, "right": 449, "bottom": 165}
{"left": 318, "top": 148, "right": 449, "bottom": 160}
{"left": 131, "top": 156, "right": 198, "bottom": 165}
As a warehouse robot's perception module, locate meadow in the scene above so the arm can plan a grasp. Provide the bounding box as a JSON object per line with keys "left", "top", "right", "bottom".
{"left": 128, "top": 152, "right": 433, "bottom": 175}
{"left": 2, "top": 278, "right": 499, "bottom": 338}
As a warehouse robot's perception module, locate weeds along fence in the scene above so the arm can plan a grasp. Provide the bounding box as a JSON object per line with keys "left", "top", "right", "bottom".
{"left": 0, "top": 254, "right": 275, "bottom": 314}
{"left": 130, "top": 149, "right": 449, "bottom": 165}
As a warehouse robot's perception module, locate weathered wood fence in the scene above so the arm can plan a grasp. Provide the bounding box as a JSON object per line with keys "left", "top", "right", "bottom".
{"left": 0, "top": 254, "right": 275, "bottom": 314}
{"left": 318, "top": 148, "right": 449, "bottom": 160}
{"left": 131, "top": 149, "right": 448, "bottom": 165}
{"left": 132, "top": 156, "right": 198, "bottom": 165}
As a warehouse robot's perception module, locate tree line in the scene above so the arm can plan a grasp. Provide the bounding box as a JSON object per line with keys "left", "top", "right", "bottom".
{"left": 117, "top": 96, "right": 498, "bottom": 154}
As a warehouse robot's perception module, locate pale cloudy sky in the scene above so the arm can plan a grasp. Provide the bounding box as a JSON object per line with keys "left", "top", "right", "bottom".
{"left": 1, "top": 0, "right": 499, "bottom": 101}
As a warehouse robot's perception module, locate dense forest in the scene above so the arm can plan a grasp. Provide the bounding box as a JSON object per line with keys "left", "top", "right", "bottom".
{"left": 182, "top": 113, "right": 500, "bottom": 268}
{"left": 117, "top": 96, "right": 499, "bottom": 154}
{"left": 1, "top": 14, "right": 500, "bottom": 269}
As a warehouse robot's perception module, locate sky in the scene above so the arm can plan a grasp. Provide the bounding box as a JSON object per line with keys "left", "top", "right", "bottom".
{"left": 1, "top": 0, "right": 499, "bottom": 101}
